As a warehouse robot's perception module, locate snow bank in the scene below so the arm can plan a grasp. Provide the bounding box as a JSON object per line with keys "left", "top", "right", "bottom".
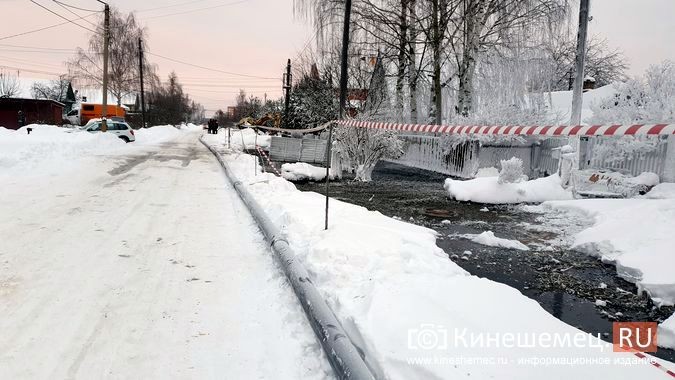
{"left": 134, "top": 125, "right": 183, "bottom": 145}
{"left": 540, "top": 198, "right": 675, "bottom": 306}
{"left": 444, "top": 174, "right": 573, "bottom": 204}
{"left": 454, "top": 231, "right": 530, "bottom": 251}
{"left": 281, "top": 162, "right": 331, "bottom": 182}
{"left": 202, "top": 133, "right": 672, "bottom": 379}
{"left": 0, "top": 124, "right": 191, "bottom": 179}
{"left": 645, "top": 183, "right": 675, "bottom": 199}
{"left": 0, "top": 124, "right": 125, "bottom": 178}
{"left": 229, "top": 128, "right": 271, "bottom": 149}
{"left": 659, "top": 314, "right": 675, "bottom": 349}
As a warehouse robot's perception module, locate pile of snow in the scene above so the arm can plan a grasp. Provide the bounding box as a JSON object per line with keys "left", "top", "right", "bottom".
{"left": 202, "top": 133, "right": 672, "bottom": 379}
{"left": 0, "top": 124, "right": 192, "bottom": 179}
{"left": 444, "top": 174, "right": 573, "bottom": 204}
{"left": 454, "top": 231, "right": 530, "bottom": 251}
{"left": 229, "top": 128, "right": 271, "bottom": 149}
{"left": 134, "top": 125, "right": 184, "bottom": 145}
{"left": 538, "top": 198, "right": 675, "bottom": 307}
{"left": 659, "top": 314, "right": 675, "bottom": 349}
{"left": 0, "top": 124, "right": 125, "bottom": 178}
{"left": 574, "top": 170, "right": 660, "bottom": 198}
{"left": 644, "top": 183, "right": 675, "bottom": 199}
{"left": 281, "top": 162, "right": 332, "bottom": 182}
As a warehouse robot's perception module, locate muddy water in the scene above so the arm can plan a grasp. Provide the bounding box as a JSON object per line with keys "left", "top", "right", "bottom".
{"left": 295, "top": 161, "right": 675, "bottom": 362}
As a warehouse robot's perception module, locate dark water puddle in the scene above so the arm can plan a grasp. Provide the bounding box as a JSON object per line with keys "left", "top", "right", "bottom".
{"left": 296, "top": 161, "right": 675, "bottom": 362}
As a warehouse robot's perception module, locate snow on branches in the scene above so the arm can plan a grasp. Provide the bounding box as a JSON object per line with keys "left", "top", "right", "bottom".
{"left": 333, "top": 122, "right": 404, "bottom": 182}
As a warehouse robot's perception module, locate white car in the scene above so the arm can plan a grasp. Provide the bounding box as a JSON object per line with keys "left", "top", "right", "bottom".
{"left": 81, "top": 119, "right": 135, "bottom": 143}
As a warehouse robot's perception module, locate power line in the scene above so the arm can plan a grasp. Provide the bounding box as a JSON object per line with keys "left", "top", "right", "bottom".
{"left": 51, "top": 0, "right": 100, "bottom": 28}
{"left": 146, "top": 51, "right": 279, "bottom": 80}
{"left": 52, "top": 0, "right": 102, "bottom": 12}
{"left": 0, "top": 43, "right": 78, "bottom": 51}
{"left": 135, "top": 0, "right": 213, "bottom": 13}
{"left": 0, "top": 64, "right": 63, "bottom": 77}
{"left": 29, "top": 0, "right": 98, "bottom": 34}
{"left": 143, "top": 0, "right": 249, "bottom": 20}
{"left": 0, "top": 12, "right": 97, "bottom": 41}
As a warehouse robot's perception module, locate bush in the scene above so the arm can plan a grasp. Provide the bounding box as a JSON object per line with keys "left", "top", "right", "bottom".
{"left": 498, "top": 157, "right": 527, "bottom": 184}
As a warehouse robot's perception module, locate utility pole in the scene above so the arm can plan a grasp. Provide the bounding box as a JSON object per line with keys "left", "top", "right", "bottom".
{"left": 283, "top": 59, "right": 292, "bottom": 127}
{"left": 324, "top": 0, "right": 352, "bottom": 230}
{"left": 570, "top": 0, "right": 590, "bottom": 126}
{"left": 138, "top": 37, "right": 146, "bottom": 128}
{"left": 99, "top": 1, "right": 110, "bottom": 132}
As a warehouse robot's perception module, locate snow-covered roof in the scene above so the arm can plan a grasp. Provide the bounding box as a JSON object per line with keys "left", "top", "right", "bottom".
{"left": 543, "top": 83, "right": 620, "bottom": 123}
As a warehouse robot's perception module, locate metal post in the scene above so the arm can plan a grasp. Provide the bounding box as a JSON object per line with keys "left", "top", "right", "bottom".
{"left": 138, "top": 37, "right": 146, "bottom": 128}
{"left": 570, "top": 0, "right": 590, "bottom": 126}
{"left": 283, "top": 59, "right": 292, "bottom": 128}
{"left": 100, "top": 2, "right": 110, "bottom": 132}
{"left": 325, "top": 0, "right": 352, "bottom": 231}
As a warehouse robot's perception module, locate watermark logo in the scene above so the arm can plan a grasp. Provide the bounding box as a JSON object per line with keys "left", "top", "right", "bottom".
{"left": 408, "top": 324, "right": 449, "bottom": 350}
{"left": 613, "top": 322, "right": 658, "bottom": 352}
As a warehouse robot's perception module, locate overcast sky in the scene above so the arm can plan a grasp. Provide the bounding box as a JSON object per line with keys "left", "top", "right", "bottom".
{"left": 1, "top": 0, "right": 673, "bottom": 114}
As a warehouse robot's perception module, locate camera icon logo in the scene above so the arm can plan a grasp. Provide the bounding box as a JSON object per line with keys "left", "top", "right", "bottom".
{"left": 408, "top": 324, "right": 449, "bottom": 350}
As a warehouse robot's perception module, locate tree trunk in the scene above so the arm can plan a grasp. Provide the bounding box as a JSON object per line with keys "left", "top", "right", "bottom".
{"left": 408, "top": 0, "right": 418, "bottom": 124}
{"left": 429, "top": 0, "right": 442, "bottom": 124}
{"left": 456, "top": 0, "right": 485, "bottom": 117}
{"left": 395, "top": 0, "right": 409, "bottom": 121}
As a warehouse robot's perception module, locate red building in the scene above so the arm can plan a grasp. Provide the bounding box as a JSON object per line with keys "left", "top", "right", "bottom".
{"left": 0, "top": 98, "right": 64, "bottom": 129}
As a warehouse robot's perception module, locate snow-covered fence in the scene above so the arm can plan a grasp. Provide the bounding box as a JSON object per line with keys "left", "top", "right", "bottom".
{"left": 339, "top": 120, "right": 675, "bottom": 181}
{"left": 385, "top": 134, "right": 478, "bottom": 178}
{"left": 579, "top": 135, "right": 671, "bottom": 179}
{"left": 387, "top": 134, "right": 563, "bottom": 179}
{"left": 268, "top": 136, "right": 327, "bottom": 165}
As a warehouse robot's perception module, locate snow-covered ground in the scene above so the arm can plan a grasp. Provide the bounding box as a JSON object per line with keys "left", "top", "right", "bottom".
{"left": 203, "top": 133, "right": 674, "bottom": 379}
{"left": 0, "top": 129, "right": 331, "bottom": 378}
{"left": 444, "top": 174, "right": 573, "bottom": 204}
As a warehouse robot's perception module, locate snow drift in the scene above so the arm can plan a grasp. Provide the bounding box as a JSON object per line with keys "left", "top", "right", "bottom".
{"left": 444, "top": 174, "right": 573, "bottom": 204}
{"left": 281, "top": 162, "right": 332, "bottom": 182}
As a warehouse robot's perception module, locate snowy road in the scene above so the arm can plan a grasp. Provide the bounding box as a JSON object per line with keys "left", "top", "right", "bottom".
{"left": 0, "top": 131, "right": 330, "bottom": 379}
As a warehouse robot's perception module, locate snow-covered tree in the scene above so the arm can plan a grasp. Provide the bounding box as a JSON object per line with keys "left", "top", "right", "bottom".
{"left": 498, "top": 157, "right": 527, "bottom": 184}
{"left": 588, "top": 60, "right": 675, "bottom": 125}
{"left": 334, "top": 121, "right": 404, "bottom": 181}
{"left": 286, "top": 74, "right": 337, "bottom": 129}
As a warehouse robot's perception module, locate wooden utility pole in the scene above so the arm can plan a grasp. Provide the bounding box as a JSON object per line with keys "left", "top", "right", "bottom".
{"left": 570, "top": 0, "right": 590, "bottom": 126}
{"left": 138, "top": 37, "right": 146, "bottom": 128}
{"left": 99, "top": 1, "right": 110, "bottom": 132}
{"left": 324, "top": 0, "right": 352, "bottom": 230}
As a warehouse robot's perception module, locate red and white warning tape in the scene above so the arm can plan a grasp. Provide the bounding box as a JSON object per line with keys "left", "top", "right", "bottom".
{"left": 632, "top": 351, "right": 675, "bottom": 378}
{"left": 336, "top": 120, "right": 675, "bottom": 136}
{"left": 255, "top": 145, "right": 282, "bottom": 177}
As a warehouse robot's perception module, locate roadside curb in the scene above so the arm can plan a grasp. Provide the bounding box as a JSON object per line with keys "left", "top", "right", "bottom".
{"left": 199, "top": 135, "right": 377, "bottom": 380}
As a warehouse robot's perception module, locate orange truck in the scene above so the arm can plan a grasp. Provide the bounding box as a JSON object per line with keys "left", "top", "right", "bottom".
{"left": 65, "top": 103, "right": 126, "bottom": 126}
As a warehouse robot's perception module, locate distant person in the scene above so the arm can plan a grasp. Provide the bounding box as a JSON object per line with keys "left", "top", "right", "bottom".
{"left": 212, "top": 118, "right": 219, "bottom": 134}
{"left": 17, "top": 110, "right": 26, "bottom": 128}
{"left": 207, "top": 118, "right": 215, "bottom": 134}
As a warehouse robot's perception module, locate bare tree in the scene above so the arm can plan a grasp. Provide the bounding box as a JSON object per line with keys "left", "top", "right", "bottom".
{"left": 30, "top": 75, "right": 73, "bottom": 101}
{"left": 69, "top": 7, "right": 157, "bottom": 105}
{"left": 0, "top": 70, "right": 21, "bottom": 98}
